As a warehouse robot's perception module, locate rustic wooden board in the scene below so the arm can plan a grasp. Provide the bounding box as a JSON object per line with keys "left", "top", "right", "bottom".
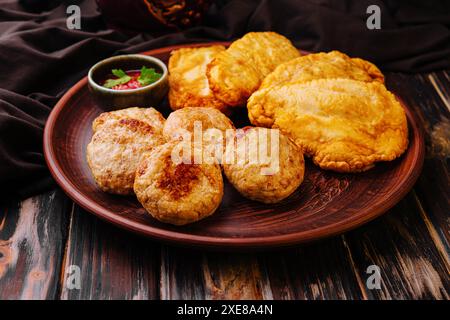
{"left": 60, "top": 212, "right": 367, "bottom": 300}
{"left": 386, "top": 72, "right": 450, "bottom": 253}
{"left": 160, "top": 246, "right": 272, "bottom": 299}
{"left": 259, "top": 237, "right": 368, "bottom": 299}
{"left": 0, "top": 189, "right": 70, "bottom": 299}
{"left": 59, "top": 204, "right": 160, "bottom": 300}
{"left": 344, "top": 193, "right": 449, "bottom": 299}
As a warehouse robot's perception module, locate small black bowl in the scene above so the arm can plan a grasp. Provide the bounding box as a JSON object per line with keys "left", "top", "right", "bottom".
{"left": 88, "top": 54, "right": 168, "bottom": 110}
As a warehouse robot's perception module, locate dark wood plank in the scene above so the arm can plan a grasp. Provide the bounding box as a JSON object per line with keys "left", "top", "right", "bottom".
{"left": 413, "top": 71, "right": 449, "bottom": 254}
{"left": 59, "top": 205, "right": 160, "bottom": 300}
{"left": 160, "top": 236, "right": 367, "bottom": 300}
{"left": 344, "top": 192, "right": 449, "bottom": 300}
{"left": 259, "top": 237, "right": 368, "bottom": 300}
{"left": 386, "top": 71, "right": 449, "bottom": 252}
{"left": 0, "top": 189, "right": 71, "bottom": 299}
{"left": 160, "top": 246, "right": 272, "bottom": 299}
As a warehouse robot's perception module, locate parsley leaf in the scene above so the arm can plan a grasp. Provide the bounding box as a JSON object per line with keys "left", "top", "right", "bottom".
{"left": 138, "top": 66, "right": 162, "bottom": 86}
{"left": 112, "top": 69, "right": 128, "bottom": 78}
{"left": 103, "top": 68, "right": 131, "bottom": 88}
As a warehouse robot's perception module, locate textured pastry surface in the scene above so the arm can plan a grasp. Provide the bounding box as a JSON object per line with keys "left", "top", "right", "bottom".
{"left": 163, "top": 107, "right": 234, "bottom": 140}
{"left": 134, "top": 141, "right": 223, "bottom": 225}
{"left": 92, "top": 107, "right": 165, "bottom": 132}
{"left": 223, "top": 127, "right": 305, "bottom": 203}
{"left": 168, "top": 45, "right": 228, "bottom": 111}
{"left": 259, "top": 50, "right": 384, "bottom": 89}
{"left": 87, "top": 107, "right": 166, "bottom": 195}
{"left": 206, "top": 32, "right": 300, "bottom": 106}
{"left": 248, "top": 79, "right": 409, "bottom": 172}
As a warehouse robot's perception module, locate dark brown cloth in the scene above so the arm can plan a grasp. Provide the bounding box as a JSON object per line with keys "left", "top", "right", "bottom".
{"left": 0, "top": 0, "right": 449, "bottom": 199}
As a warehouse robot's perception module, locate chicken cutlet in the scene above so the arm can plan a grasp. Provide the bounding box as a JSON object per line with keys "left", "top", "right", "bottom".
{"left": 87, "top": 107, "right": 166, "bottom": 195}
{"left": 92, "top": 107, "right": 165, "bottom": 131}
{"left": 223, "top": 127, "right": 305, "bottom": 203}
{"left": 248, "top": 79, "right": 408, "bottom": 172}
{"left": 259, "top": 51, "right": 384, "bottom": 89}
{"left": 168, "top": 45, "right": 227, "bottom": 112}
{"left": 206, "top": 32, "right": 300, "bottom": 107}
{"left": 163, "top": 107, "right": 234, "bottom": 140}
{"left": 134, "top": 141, "right": 223, "bottom": 225}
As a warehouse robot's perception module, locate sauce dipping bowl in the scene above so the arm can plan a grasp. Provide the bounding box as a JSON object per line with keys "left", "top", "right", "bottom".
{"left": 88, "top": 54, "right": 168, "bottom": 110}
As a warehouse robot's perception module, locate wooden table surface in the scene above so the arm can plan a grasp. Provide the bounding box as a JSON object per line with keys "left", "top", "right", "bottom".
{"left": 0, "top": 71, "right": 449, "bottom": 300}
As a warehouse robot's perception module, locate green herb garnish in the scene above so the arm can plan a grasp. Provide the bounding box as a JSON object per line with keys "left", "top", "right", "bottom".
{"left": 103, "top": 69, "right": 131, "bottom": 88}
{"left": 103, "top": 66, "right": 162, "bottom": 89}
{"left": 138, "top": 66, "right": 162, "bottom": 86}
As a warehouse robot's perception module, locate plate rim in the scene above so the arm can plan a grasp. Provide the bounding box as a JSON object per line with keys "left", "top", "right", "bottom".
{"left": 43, "top": 42, "right": 426, "bottom": 249}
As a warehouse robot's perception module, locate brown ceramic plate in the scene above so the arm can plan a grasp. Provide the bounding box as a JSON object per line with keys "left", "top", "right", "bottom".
{"left": 44, "top": 42, "right": 425, "bottom": 249}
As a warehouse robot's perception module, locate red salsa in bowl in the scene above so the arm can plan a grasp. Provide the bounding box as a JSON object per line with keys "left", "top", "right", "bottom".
{"left": 88, "top": 54, "right": 168, "bottom": 109}
{"left": 103, "top": 66, "right": 162, "bottom": 90}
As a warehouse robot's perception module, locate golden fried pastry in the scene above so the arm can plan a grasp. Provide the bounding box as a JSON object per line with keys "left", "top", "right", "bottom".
{"left": 259, "top": 51, "right": 384, "bottom": 89}
{"left": 87, "top": 107, "right": 166, "bottom": 195}
{"left": 248, "top": 79, "right": 408, "bottom": 172}
{"left": 134, "top": 141, "right": 223, "bottom": 225}
{"left": 163, "top": 107, "right": 234, "bottom": 140}
{"left": 168, "top": 45, "right": 228, "bottom": 112}
{"left": 223, "top": 127, "right": 305, "bottom": 203}
{"left": 206, "top": 32, "right": 300, "bottom": 107}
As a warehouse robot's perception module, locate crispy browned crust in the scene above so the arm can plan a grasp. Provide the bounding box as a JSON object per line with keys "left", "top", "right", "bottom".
{"left": 168, "top": 46, "right": 229, "bottom": 112}
{"left": 248, "top": 79, "right": 409, "bottom": 173}
{"left": 168, "top": 89, "right": 230, "bottom": 113}
{"left": 223, "top": 127, "right": 305, "bottom": 203}
{"left": 350, "top": 57, "right": 385, "bottom": 83}
{"left": 206, "top": 32, "right": 300, "bottom": 107}
{"left": 162, "top": 107, "right": 234, "bottom": 140}
{"left": 134, "top": 141, "right": 223, "bottom": 225}
{"left": 86, "top": 107, "right": 166, "bottom": 195}
{"left": 156, "top": 161, "right": 201, "bottom": 200}
{"left": 259, "top": 50, "right": 384, "bottom": 89}
{"left": 92, "top": 107, "right": 165, "bottom": 132}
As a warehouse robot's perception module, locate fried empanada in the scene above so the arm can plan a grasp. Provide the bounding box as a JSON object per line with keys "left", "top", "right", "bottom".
{"left": 248, "top": 79, "right": 408, "bottom": 172}
{"left": 259, "top": 51, "right": 384, "bottom": 89}
{"left": 168, "top": 45, "right": 227, "bottom": 112}
{"left": 206, "top": 32, "right": 300, "bottom": 107}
